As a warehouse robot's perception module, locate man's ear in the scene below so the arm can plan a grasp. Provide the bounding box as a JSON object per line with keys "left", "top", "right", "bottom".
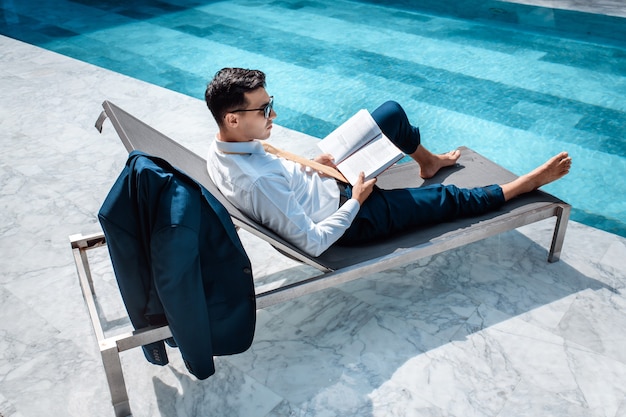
{"left": 223, "top": 113, "right": 239, "bottom": 128}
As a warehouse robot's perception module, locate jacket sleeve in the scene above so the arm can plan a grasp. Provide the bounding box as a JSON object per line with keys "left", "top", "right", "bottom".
{"left": 150, "top": 222, "right": 217, "bottom": 379}
{"left": 98, "top": 159, "right": 170, "bottom": 366}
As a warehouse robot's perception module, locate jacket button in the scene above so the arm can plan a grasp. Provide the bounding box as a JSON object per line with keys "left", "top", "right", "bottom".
{"left": 243, "top": 267, "right": 252, "bottom": 274}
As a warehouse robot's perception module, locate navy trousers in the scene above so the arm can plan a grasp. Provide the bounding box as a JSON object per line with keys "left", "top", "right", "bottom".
{"left": 338, "top": 101, "right": 505, "bottom": 245}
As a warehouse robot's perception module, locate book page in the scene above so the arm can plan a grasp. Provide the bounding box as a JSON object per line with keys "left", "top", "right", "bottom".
{"left": 336, "top": 134, "right": 404, "bottom": 185}
{"left": 317, "top": 109, "right": 381, "bottom": 163}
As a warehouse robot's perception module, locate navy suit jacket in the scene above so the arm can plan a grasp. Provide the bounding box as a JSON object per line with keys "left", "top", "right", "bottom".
{"left": 98, "top": 151, "right": 255, "bottom": 379}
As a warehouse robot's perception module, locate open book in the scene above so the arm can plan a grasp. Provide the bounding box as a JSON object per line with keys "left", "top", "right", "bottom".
{"left": 317, "top": 109, "right": 404, "bottom": 185}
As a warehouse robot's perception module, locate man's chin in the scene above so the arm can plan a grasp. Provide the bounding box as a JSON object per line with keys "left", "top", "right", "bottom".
{"left": 260, "top": 129, "right": 272, "bottom": 140}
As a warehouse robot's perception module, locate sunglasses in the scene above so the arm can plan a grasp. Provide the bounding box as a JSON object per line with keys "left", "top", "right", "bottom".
{"left": 229, "top": 96, "right": 274, "bottom": 119}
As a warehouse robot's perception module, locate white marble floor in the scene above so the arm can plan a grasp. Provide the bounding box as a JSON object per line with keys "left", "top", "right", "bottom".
{"left": 1, "top": 26, "right": 626, "bottom": 417}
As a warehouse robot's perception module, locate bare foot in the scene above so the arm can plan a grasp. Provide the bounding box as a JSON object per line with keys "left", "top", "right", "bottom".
{"left": 501, "top": 152, "right": 572, "bottom": 201}
{"left": 417, "top": 149, "right": 461, "bottom": 179}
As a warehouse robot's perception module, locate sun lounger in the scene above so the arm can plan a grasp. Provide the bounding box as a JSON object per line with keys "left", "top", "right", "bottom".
{"left": 73, "top": 100, "right": 570, "bottom": 416}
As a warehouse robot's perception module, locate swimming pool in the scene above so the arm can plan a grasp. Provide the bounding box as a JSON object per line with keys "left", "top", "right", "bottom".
{"left": 2, "top": 0, "right": 625, "bottom": 237}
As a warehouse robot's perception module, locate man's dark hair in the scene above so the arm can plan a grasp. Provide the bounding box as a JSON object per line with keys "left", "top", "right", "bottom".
{"left": 205, "top": 68, "right": 266, "bottom": 126}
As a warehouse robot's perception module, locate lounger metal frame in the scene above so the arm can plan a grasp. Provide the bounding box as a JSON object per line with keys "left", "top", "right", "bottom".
{"left": 72, "top": 101, "right": 571, "bottom": 416}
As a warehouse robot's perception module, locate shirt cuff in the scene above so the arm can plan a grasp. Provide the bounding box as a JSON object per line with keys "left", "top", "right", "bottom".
{"left": 342, "top": 198, "right": 360, "bottom": 217}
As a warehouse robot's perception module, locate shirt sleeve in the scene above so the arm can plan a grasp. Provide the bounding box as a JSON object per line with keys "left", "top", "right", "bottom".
{"left": 250, "top": 175, "right": 360, "bottom": 257}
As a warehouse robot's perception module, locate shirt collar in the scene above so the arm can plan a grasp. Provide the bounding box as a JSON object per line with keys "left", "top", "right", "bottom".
{"left": 214, "top": 139, "right": 266, "bottom": 155}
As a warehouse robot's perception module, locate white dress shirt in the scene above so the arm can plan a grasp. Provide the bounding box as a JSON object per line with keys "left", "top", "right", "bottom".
{"left": 207, "top": 139, "right": 360, "bottom": 257}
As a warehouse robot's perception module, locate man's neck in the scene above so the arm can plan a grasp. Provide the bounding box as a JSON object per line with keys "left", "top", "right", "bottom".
{"left": 217, "top": 130, "right": 256, "bottom": 143}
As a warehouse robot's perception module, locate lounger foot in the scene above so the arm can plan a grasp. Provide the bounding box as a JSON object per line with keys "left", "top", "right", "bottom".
{"left": 101, "top": 341, "right": 132, "bottom": 417}
{"left": 548, "top": 205, "right": 570, "bottom": 263}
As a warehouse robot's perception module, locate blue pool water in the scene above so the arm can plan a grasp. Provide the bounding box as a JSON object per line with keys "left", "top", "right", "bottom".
{"left": 2, "top": 0, "right": 625, "bottom": 237}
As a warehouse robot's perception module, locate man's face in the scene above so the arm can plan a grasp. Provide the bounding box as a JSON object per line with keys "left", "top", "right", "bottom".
{"left": 229, "top": 87, "right": 276, "bottom": 141}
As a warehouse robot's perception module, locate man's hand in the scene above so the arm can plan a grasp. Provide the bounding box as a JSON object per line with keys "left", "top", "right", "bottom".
{"left": 313, "top": 153, "right": 337, "bottom": 168}
{"left": 351, "top": 172, "right": 376, "bottom": 205}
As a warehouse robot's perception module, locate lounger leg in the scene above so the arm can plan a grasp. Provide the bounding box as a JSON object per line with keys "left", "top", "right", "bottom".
{"left": 100, "top": 340, "right": 132, "bottom": 417}
{"left": 79, "top": 249, "right": 97, "bottom": 296}
{"left": 548, "top": 204, "right": 571, "bottom": 263}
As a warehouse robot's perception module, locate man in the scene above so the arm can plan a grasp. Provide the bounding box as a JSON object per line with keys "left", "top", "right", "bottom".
{"left": 205, "top": 68, "right": 572, "bottom": 257}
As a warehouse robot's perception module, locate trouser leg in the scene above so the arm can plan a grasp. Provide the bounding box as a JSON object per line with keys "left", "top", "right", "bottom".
{"left": 338, "top": 184, "right": 505, "bottom": 244}
{"left": 370, "top": 100, "right": 421, "bottom": 154}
